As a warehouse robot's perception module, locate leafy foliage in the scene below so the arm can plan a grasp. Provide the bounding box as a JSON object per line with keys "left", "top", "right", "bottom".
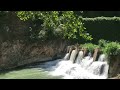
{"left": 81, "top": 43, "right": 99, "bottom": 53}
{"left": 98, "top": 39, "right": 108, "bottom": 47}
{"left": 103, "top": 42, "right": 120, "bottom": 56}
{"left": 80, "top": 39, "right": 120, "bottom": 56}
{"left": 98, "top": 39, "right": 120, "bottom": 56}
{"left": 17, "top": 11, "right": 93, "bottom": 42}
{"left": 83, "top": 17, "right": 120, "bottom": 21}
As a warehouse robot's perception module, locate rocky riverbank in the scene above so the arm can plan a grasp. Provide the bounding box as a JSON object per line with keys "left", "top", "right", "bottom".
{"left": 0, "top": 40, "right": 69, "bottom": 70}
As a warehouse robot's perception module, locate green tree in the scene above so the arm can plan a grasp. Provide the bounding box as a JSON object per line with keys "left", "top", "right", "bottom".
{"left": 17, "top": 11, "right": 93, "bottom": 42}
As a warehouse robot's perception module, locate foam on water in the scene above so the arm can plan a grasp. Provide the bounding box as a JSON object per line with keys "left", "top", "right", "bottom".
{"left": 64, "top": 53, "right": 70, "bottom": 60}
{"left": 38, "top": 50, "right": 109, "bottom": 79}
{"left": 75, "top": 51, "right": 84, "bottom": 64}
{"left": 50, "top": 60, "right": 108, "bottom": 79}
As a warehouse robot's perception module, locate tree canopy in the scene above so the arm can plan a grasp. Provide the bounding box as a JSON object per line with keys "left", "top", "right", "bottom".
{"left": 17, "top": 11, "right": 93, "bottom": 42}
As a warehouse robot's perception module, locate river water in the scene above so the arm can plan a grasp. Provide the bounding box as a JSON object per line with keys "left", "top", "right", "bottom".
{"left": 0, "top": 50, "right": 109, "bottom": 79}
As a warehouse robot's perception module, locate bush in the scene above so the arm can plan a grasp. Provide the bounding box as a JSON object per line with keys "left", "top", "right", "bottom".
{"left": 103, "top": 42, "right": 120, "bottom": 56}
{"left": 98, "top": 39, "right": 120, "bottom": 56}
{"left": 98, "top": 39, "right": 108, "bottom": 47}
{"left": 81, "top": 43, "right": 99, "bottom": 53}
{"left": 80, "top": 39, "right": 120, "bottom": 56}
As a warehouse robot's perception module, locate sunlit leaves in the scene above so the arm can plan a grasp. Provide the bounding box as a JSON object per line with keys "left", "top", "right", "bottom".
{"left": 16, "top": 11, "right": 93, "bottom": 41}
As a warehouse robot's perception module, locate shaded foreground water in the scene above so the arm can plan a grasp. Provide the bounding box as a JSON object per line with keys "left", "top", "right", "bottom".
{"left": 0, "top": 49, "right": 109, "bottom": 79}
{"left": 0, "top": 63, "right": 63, "bottom": 79}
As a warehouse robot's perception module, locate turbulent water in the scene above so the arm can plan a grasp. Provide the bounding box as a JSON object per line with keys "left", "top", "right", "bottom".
{"left": 0, "top": 50, "right": 109, "bottom": 79}
{"left": 35, "top": 50, "right": 109, "bottom": 79}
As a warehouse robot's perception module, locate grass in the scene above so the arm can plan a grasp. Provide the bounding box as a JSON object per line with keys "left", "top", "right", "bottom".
{"left": 0, "top": 67, "right": 62, "bottom": 79}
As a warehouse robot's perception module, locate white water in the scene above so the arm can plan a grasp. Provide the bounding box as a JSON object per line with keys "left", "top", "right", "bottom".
{"left": 64, "top": 53, "right": 70, "bottom": 60}
{"left": 98, "top": 54, "right": 108, "bottom": 62}
{"left": 38, "top": 50, "right": 109, "bottom": 79}
{"left": 69, "top": 50, "right": 78, "bottom": 63}
{"left": 75, "top": 51, "right": 84, "bottom": 64}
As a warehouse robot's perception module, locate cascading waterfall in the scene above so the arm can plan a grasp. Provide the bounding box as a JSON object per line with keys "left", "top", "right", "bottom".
{"left": 63, "top": 53, "right": 70, "bottom": 60}
{"left": 75, "top": 51, "right": 84, "bottom": 64}
{"left": 38, "top": 48, "right": 109, "bottom": 79}
{"left": 98, "top": 54, "right": 108, "bottom": 62}
{"left": 69, "top": 49, "right": 78, "bottom": 63}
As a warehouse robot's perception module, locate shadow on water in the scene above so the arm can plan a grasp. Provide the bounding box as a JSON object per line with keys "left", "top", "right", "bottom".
{"left": 0, "top": 59, "right": 62, "bottom": 78}
{"left": 0, "top": 66, "right": 33, "bottom": 75}
{"left": 0, "top": 62, "right": 46, "bottom": 75}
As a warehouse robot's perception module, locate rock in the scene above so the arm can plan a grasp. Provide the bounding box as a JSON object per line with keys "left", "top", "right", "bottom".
{"left": 83, "top": 48, "right": 89, "bottom": 57}
{"left": 93, "top": 48, "right": 100, "bottom": 61}
{"left": 108, "top": 55, "right": 120, "bottom": 78}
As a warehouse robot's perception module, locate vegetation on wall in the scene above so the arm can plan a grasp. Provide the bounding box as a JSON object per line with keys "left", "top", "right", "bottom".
{"left": 83, "top": 17, "right": 120, "bottom": 21}
{"left": 83, "top": 17, "right": 120, "bottom": 43}
{"left": 80, "top": 39, "right": 120, "bottom": 57}
{"left": 82, "top": 11, "right": 120, "bottom": 17}
{"left": 81, "top": 43, "right": 99, "bottom": 53}
{"left": 101, "top": 41, "right": 120, "bottom": 56}
{"left": 1, "top": 11, "right": 120, "bottom": 57}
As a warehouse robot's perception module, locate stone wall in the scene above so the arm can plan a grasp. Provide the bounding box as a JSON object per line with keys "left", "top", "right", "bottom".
{"left": 108, "top": 55, "right": 120, "bottom": 78}
{"left": 0, "top": 40, "right": 69, "bottom": 70}
{"left": 0, "top": 12, "right": 70, "bottom": 70}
